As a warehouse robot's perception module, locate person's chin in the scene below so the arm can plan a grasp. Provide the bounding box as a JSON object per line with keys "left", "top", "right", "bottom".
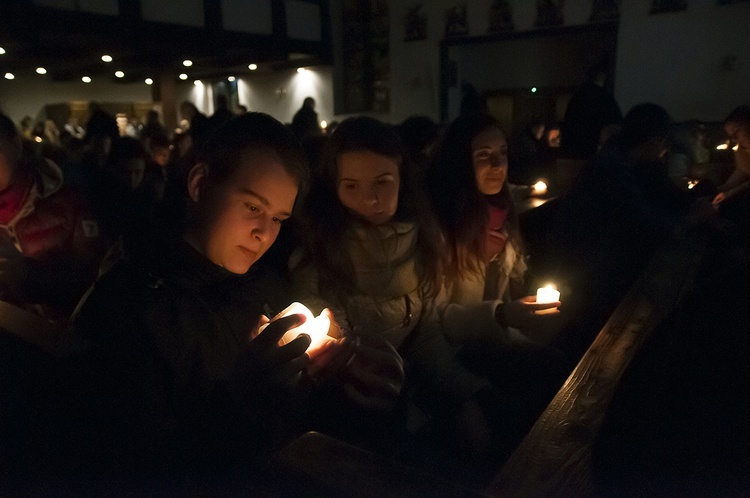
{"left": 226, "top": 247, "right": 257, "bottom": 273}
{"left": 365, "top": 213, "right": 392, "bottom": 225}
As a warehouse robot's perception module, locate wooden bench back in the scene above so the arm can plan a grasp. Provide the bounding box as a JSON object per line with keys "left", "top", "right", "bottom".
{"left": 485, "top": 229, "right": 708, "bottom": 497}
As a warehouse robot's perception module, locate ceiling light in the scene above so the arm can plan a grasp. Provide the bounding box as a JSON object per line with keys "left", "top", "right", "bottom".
{"left": 179, "top": 73, "right": 188, "bottom": 80}
{"left": 101, "top": 54, "right": 113, "bottom": 62}
{"left": 228, "top": 76, "right": 236, "bottom": 82}
{"left": 296, "top": 67, "right": 306, "bottom": 73}
{"left": 145, "top": 78, "right": 153, "bottom": 85}
{"left": 36, "top": 67, "right": 47, "bottom": 75}
{"left": 115, "top": 70, "right": 125, "bottom": 78}
{"left": 183, "top": 60, "right": 193, "bottom": 67}
{"left": 531, "top": 87, "right": 537, "bottom": 93}
{"left": 194, "top": 79, "right": 201, "bottom": 86}
{"left": 0, "top": 47, "right": 6, "bottom": 55}
{"left": 248, "top": 64, "right": 258, "bottom": 71}
{"left": 82, "top": 76, "right": 92, "bottom": 83}
{"left": 4, "top": 73, "right": 15, "bottom": 80}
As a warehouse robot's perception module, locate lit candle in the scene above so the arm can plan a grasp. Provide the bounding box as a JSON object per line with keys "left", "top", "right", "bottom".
{"left": 259, "top": 302, "right": 334, "bottom": 350}
{"left": 536, "top": 284, "right": 560, "bottom": 314}
{"left": 687, "top": 180, "right": 698, "bottom": 190}
{"left": 532, "top": 180, "right": 548, "bottom": 196}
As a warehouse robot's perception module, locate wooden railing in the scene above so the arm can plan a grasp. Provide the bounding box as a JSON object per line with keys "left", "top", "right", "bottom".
{"left": 486, "top": 228, "right": 708, "bottom": 497}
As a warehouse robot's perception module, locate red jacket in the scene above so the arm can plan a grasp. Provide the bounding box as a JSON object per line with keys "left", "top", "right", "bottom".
{"left": 0, "top": 159, "right": 105, "bottom": 319}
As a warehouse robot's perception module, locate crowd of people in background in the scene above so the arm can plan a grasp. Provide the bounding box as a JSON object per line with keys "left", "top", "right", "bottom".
{"left": 1, "top": 83, "right": 749, "bottom": 494}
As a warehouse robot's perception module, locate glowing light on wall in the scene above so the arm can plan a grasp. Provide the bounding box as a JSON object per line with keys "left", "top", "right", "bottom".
{"left": 115, "top": 71, "right": 125, "bottom": 78}
{"left": 0, "top": 47, "right": 5, "bottom": 55}
{"left": 320, "top": 120, "right": 328, "bottom": 129}
{"left": 101, "top": 55, "right": 113, "bottom": 62}
{"left": 296, "top": 67, "right": 307, "bottom": 73}
{"left": 179, "top": 73, "right": 188, "bottom": 80}
{"left": 733, "top": 144, "right": 739, "bottom": 151}
{"left": 36, "top": 67, "right": 47, "bottom": 75}
{"left": 191, "top": 79, "right": 214, "bottom": 116}
{"left": 248, "top": 64, "right": 258, "bottom": 71}
{"left": 82, "top": 76, "right": 92, "bottom": 83}
{"left": 4, "top": 73, "right": 15, "bottom": 80}
{"left": 145, "top": 78, "right": 153, "bottom": 85}
{"left": 228, "top": 76, "right": 236, "bottom": 82}
{"left": 183, "top": 60, "right": 193, "bottom": 67}
{"left": 716, "top": 143, "right": 728, "bottom": 150}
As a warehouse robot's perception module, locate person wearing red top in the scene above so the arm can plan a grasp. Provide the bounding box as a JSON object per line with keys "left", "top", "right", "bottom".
{"left": 0, "top": 113, "right": 104, "bottom": 321}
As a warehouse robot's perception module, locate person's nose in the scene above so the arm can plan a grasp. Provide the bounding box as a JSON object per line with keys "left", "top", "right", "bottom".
{"left": 363, "top": 185, "right": 379, "bottom": 207}
{"left": 252, "top": 216, "right": 271, "bottom": 243}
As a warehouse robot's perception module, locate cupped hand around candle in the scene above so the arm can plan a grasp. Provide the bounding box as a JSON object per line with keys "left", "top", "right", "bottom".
{"left": 243, "top": 313, "right": 312, "bottom": 390}
{"left": 306, "top": 308, "right": 351, "bottom": 371}
{"left": 497, "top": 295, "right": 561, "bottom": 330}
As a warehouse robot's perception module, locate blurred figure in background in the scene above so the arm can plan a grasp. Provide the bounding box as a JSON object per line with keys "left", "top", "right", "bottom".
{"left": 291, "top": 97, "right": 321, "bottom": 140}
{"left": 561, "top": 59, "right": 622, "bottom": 160}
{"left": 0, "top": 113, "right": 104, "bottom": 321}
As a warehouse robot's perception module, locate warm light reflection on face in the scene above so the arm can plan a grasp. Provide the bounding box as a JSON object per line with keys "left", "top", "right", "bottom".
{"left": 191, "top": 149, "right": 298, "bottom": 274}
{"left": 337, "top": 150, "right": 400, "bottom": 225}
{"left": 472, "top": 126, "right": 508, "bottom": 195}
{"left": 725, "top": 121, "right": 750, "bottom": 151}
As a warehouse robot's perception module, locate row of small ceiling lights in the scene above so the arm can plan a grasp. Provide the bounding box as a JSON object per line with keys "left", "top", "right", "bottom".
{"left": 0, "top": 48, "right": 266, "bottom": 83}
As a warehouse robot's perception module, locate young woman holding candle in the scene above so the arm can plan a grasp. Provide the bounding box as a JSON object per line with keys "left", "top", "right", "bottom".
{"left": 425, "top": 113, "right": 561, "bottom": 346}
{"left": 424, "top": 113, "right": 570, "bottom": 445}
{"left": 291, "top": 116, "right": 499, "bottom": 463}
{"left": 66, "top": 113, "right": 403, "bottom": 491}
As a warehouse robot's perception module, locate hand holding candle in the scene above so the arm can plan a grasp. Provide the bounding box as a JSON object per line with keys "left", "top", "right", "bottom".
{"left": 259, "top": 302, "right": 340, "bottom": 354}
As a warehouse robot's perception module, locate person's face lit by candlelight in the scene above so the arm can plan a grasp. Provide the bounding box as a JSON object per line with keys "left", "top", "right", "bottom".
{"left": 471, "top": 126, "right": 508, "bottom": 195}
{"left": 186, "top": 148, "right": 298, "bottom": 274}
{"left": 724, "top": 120, "right": 750, "bottom": 152}
{"left": 337, "top": 150, "right": 400, "bottom": 225}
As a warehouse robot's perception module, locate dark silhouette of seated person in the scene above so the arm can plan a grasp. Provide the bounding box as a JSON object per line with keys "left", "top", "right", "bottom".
{"left": 291, "top": 97, "right": 321, "bottom": 140}
{"left": 561, "top": 61, "right": 623, "bottom": 160}
{"left": 509, "top": 119, "right": 547, "bottom": 185}
{"left": 550, "top": 103, "right": 690, "bottom": 356}
{"left": 398, "top": 115, "right": 440, "bottom": 173}
{"left": 67, "top": 113, "right": 404, "bottom": 490}
{"left": 0, "top": 113, "right": 105, "bottom": 321}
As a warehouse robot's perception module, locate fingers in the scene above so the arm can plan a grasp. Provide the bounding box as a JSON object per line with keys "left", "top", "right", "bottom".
{"left": 307, "top": 338, "right": 354, "bottom": 372}
{"left": 351, "top": 342, "right": 404, "bottom": 381}
{"left": 271, "top": 353, "right": 310, "bottom": 389}
{"left": 346, "top": 360, "right": 403, "bottom": 397}
{"left": 253, "top": 313, "right": 305, "bottom": 346}
{"left": 275, "top": 333, "right": 312, "bottom": 362}
{"left": 321, "top": 308, "right": 344, "bottom": 339}
{"left": 249, "top": 314, "right": 270, "bottom": 341}
{"left": 520, "top": 295, "right": 561, "bottom": 308}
